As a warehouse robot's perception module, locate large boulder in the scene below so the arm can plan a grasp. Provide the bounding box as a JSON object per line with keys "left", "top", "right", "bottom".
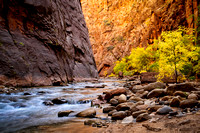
{"left": 180, "top": 99, "right": 198, "bottom": 108}
{"left": 76, "top": 108, "right": 96, "bottom": 118}
{"left": 112, "top": 111, "right": 127, "bottom": 120}
{"left": 142, "top": 82, "right": 166, "bottom": 92}
{"left": 147, "top": 89, "right": 166, "bottom": 98}
{"left": 105, "top": 88, "right": 127, "bottom": 101}
{"left": 167, "top": 83, "right": 197, "bottom": 95}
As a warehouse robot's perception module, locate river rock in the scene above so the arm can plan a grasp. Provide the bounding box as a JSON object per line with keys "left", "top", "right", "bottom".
{"left": 142, "top": 82, "right": 166, "bottom": 92}
{"left": 161, "top": 96, "right": 172, "bottom": 101}
{"left": 109, "top": 98, "right": 119, "bottom": 106}
{"left": 156, "top": 106, "right": 172, "bottom": 115}
{"left": 136, "top": 104, "right": 148, "bottom": 110}
{"left": 52, "top": 97, "right": 68, "bottom": 104}
{"left": 147, "top": 89, "right": 166, "bottom": 98}
{"left": 112, "top": 111, "right": 127, "bottom": 120}
{"left": 132, "top": 110, "right": 147, "bottom": 118}
{"left": 173, "top": 91, "right": 188, "bottom": 97}
{"left": 136, "top": 113, "right": 151, "bottom": 122}
{"left": 170, "top": 97, "right": 180, "bottom": 107}
{"left": 122, "top": 116, "right": 134, "bottom": 124}
{"left": 116, "top": 102, "right": 135, "bottom": 111}
{"left": 128, "top": 96, "right": 143, "bottom": 102}
{"left": 108, "top": 109, "right": 117, "bottom": 116}
{"left": 180, "top": 99, "right": 198, "bottom": 108}
{"left": 188, "top": 94, "right": 198, "bottom": 100}
{"left": 43, "top": 101, "right": 54, "bottom": 106}
{"left": 105, "top": 88, "right": 127, "bottom": 101}
{"left": 118, "top": 94, "right": 127, "bottom": 103}
{"left": 103, "top": 106, "right": 116, "bottom": 113}
{"left": 167, "top": 83, "right": 197, "bottom": 95}
{"left": 24, "top": 92, "right": 31, "bottom": 95}
{"left": 76, "top": 108, "right": 96, "bottom": 118}
{"left": 58, "top": 110, "right": 73, "bottom": 117}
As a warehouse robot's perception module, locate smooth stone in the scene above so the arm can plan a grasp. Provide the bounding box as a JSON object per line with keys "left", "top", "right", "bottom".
{"left": 118, "top": 94, "right": 127, "bottom": 103}
{"left": 188, "top": 94, "right": 198, "bottom": 100}
{"left": 58, "top": 110, "right": 73, "bottom": 117}
{"left": 180, "top": 99, "right": 198, "bottom": 108}
{"left": 116, "top": 102, "right": 135, "bottom": 111}
{"left": 156, "top": 106, "right": 172, "bottom": 115}
{"left": 147, "top": 89, "right": 166, "bottom": 98}
{"left": 112, "top": 111, "right": 127, "bottom": 120}
{"left": 122, "top": 116, "right": 134, "bottom": 124}
{"left": 174, "top": 91, "right": 188, "bottom": 97}
{"left": 103, "top": 106, "right": 116, "bottom": 113}
{"left": 76, "top": 108, "right": 96, "bottom": 118}
{"left": 136, "top": 113, "right": 151, "bottom": 122}
{"left": 132, "top": 110, "right": 147, "bottom": 118}
{"left": 109, "top": 98, "right": 118, "bottom": 106}
{"left": 170, "top": 97, "right": 180, "bottom": 107}
{"left": 142, "top": 82, "right": 166, "bottom": 91}
{"left": 108, "top": 109, "right": 117, "bottom": 116}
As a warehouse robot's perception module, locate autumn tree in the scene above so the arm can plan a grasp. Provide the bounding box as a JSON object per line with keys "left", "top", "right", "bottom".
{"left": 156, "top": 27, "right": 199, "bottom": 83}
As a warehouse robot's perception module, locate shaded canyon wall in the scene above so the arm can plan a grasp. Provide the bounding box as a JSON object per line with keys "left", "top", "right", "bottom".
{"left": 0, "top": 0, "right": 98, "bottom": 86}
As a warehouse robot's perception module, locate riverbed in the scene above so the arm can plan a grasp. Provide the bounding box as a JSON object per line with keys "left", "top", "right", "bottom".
{"left": 0, "top": 79, "right": 125, "bottom": 133}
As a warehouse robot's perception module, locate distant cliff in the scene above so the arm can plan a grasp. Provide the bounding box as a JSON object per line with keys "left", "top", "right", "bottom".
{"left": 81, "top": 0, "right": 199, "bottom": 76}
{"left": 0, "top": 0, "right": 98, "bottom": 86}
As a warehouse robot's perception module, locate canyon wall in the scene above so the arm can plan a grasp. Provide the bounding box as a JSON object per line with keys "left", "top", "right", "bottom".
{"left": 81, "top": 0, "right": 199, "bottom": 76}
{"left": 0, "top": 0, "right": 98, "bottom": 86}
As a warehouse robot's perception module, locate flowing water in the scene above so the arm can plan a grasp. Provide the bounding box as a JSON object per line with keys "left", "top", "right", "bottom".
{"left": 0, "top": 79, "right": 124, "bottom": 133}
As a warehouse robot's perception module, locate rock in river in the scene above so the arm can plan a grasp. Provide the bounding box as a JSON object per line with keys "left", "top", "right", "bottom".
{"left": 105, "top": 88, "right": 127, "bottom": 101}
{"left": 112, "top": 111, "right": 127, "bottom": 120}
{"left": 58, "top": 110, "right": 74, "bottom": 117}
{"left": 76, "top": 108, "right": 96, "bottom": 118}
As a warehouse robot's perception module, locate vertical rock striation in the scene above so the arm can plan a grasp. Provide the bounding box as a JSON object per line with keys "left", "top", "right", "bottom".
{"left": 0, "top": 0, "right": 98, "bottom": 86}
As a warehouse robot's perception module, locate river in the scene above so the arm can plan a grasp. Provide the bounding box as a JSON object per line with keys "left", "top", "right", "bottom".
{"left": 0, "top": 79, "right": 125, "bottom": 133}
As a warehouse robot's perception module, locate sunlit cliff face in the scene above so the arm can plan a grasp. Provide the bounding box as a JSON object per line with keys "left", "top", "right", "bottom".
{"left": 81, "top": 0, "right": 199, "bottom": 76}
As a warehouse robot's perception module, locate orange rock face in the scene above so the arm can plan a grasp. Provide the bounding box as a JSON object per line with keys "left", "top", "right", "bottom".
{"left": 81, "top": 0, "right": 199, "bottom": 76}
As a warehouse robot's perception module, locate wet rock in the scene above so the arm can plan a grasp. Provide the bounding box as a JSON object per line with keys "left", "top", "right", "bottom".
{"left": 52, "top": 98, "right": 68, "bottom": 104}
{"left": 118, "top": 94, "right": 127, "bottom": 103}
{"left": 108, "top": 109, "right": 117, "bottom": 116}
{"left": 85, "top": 85, "right": 106, "bottom": 88}
{"left": 180, "top": 99, "right": 198, "bottom": 108}
{"left": 105, "top": 88, "right": 127, "bottom": 101}
{"left": 170, "top": 97, "right": 180, "bottom": 107}
{"left": 147, "top": 89, "right": 166, "bottom": 98}
{"left": 103, "top": 106, "right": 116, "bottom": 113}
{"left": 156, "top": 106, "right": 172, "bottom": 115}
{"left": 132, "top": 110, "right": 147, "bottom": 118}
{"left": 136, "top": 113, "right": 151, "bottom": 122}
{"left": 167, "top": 83, "right": 197, "bottom": 95}
{"left": 173, "top": 91, "right": 188, "bottom": 97}
{"left": 116, "top": 102, "right": 135, "bottom": 111}
{"left": 188, "top": 94, "right": 198, "bottom": 100}
{"left": 43, "top": 101, "right": 54, "bottom": 106}
{"left": 112, "top": 111, "right": 127, "bottom": 120}
{"left": 109, "top": 98, "right": 118, "bottom": 106}
{"left": 77, "top": 99, "right": 91, "bottom": 104}
{"left": 76, "top": 108, "right": 96, "bottom": 118}
{"left": 58, "top": 110, "right": 73, "bottom": 117}
{"left": 142, "top": 82, "right": 166, "bottom": 92}
{"left": 122, "top": 116, "right": 134, "bottom": 124}
{"left": 24, "top": 92, "right": 31, "bottom": 95}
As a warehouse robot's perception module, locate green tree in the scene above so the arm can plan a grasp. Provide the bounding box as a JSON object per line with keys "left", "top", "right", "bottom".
{"left": 156, "top": 27, "right": 198, "bottom": 83}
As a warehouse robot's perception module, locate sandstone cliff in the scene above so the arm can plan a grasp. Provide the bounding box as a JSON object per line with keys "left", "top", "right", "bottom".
{"left": 0, "top": 0, "right": 98, "bottom": 86}
{"left": 81, "top": 0, "right": 199, "bottom": 76}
